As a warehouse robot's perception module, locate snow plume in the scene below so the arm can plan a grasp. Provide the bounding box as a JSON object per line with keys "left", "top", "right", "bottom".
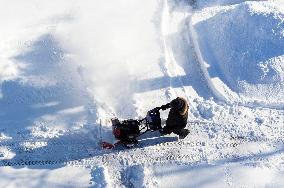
{"left": 59, "top": 0, "right": 162, "bottom": 117}
{"left": 0, "top": 60, "right": 18, "bottom": 82}
{"left": 0, "top": 0, "right": 162, "bottom": 118}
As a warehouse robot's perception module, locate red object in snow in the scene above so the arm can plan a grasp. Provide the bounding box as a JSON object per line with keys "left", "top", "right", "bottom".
{"left": 101, "top": 142, "right": 114, "bottom": 149}
{"left": 113, "top": 127, "right": 121, "bottom": 138}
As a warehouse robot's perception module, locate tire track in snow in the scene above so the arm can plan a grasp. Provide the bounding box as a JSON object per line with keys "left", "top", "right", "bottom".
{"left": 1, "top": 123, "right": 280, "bottom": 168}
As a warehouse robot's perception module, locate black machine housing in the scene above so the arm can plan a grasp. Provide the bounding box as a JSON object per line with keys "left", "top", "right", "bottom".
{"left": 111, "top": 108, "right": 162, "bottom": 145}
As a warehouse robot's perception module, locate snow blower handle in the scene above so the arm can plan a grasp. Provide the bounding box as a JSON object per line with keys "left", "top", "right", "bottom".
{"left": 151, "top": 107, "right": 161, "bottom": 112}
{"left": 145, "top": 108, "right": 162, "bottom": 131}
{"left": 158, "top": 103, "right": 171, "bottom": 111}
{"left": 151, "top": 103, "right": 169, "bottom": 112}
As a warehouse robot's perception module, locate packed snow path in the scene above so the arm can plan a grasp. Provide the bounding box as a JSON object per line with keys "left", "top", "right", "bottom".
{"left": 1, "top": 120, "right": 283, "bottom": 187}
{"left": 160, "top": 0, "right": 226, "bottom": 102}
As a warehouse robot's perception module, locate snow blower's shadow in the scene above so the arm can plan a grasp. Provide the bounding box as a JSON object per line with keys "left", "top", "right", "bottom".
{"left": 2, "top": 126, "right": 104, "bottom": 170}
{"left": 2, "top": 129, "right": 177, "bottom": 170}
{"left": 137, "top": 131, "right": 178, "bottom": 148}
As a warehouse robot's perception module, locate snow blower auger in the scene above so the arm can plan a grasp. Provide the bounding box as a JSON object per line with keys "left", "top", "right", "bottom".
{"left": 101, "top": 108, "right": 162, "bottom": 149}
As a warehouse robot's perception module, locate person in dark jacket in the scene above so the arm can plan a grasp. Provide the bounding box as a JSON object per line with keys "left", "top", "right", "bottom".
{"left": 158, "top": 97, "right": 189, "bottom": 139}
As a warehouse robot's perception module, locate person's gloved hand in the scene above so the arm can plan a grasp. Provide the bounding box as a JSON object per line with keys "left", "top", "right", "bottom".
{"left": 160, "top": 104, "right": 169, "bottom": 110}
{"left": 152, "top": 107, "right": 161, "bottom": 112}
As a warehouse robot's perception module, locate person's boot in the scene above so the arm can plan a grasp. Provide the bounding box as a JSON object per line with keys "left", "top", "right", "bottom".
{"left": 159, "top": 129, "right": 167, "bottom": 136}
{"left": 176, "top": 129, "right": 190, "bottom": 139}
{"left": 159, "top": 127, "right": 172, "bottom": 136}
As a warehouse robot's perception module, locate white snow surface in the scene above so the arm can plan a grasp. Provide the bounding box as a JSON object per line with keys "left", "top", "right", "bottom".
{"left": 0, "top": 0, "right": 284, "bottom": 187}
{"left": 192, "top": 1, "right": 284, "bottom": 106}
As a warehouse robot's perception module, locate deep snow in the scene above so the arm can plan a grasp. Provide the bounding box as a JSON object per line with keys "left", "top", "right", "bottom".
{"left": 193, "top": 1, "right": 284, "bottom": 105}
{"left": 0, "top": 0, "right": 284, "bottom": 187}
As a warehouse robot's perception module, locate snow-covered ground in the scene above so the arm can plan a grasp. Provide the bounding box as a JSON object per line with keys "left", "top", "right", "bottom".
{"left": 0, "top": 0, "right": 283, "bottom": 187}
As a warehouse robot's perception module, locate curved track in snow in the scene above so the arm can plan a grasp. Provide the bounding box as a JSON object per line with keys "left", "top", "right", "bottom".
{"left": 160, "top": 0, "right": 226, "bottom": 102}
{"left": 1, "top": 120, "right": 282, "bottom": 168}
{"left": 161, "top": 0, "right": 284, "bottom": 111}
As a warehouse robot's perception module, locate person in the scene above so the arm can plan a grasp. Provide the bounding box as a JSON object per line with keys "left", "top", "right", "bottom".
{"left": 157, "top": 97, "right": 189, "bottom": 139}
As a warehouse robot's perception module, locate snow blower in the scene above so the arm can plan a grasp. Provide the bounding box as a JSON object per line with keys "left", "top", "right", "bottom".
{"left": 101, "top": 108, "right": 162, "bottom": 149}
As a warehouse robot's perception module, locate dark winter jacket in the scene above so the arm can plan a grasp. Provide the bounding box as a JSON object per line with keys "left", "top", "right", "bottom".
{"left": 161, "top": 97, "right": 189, "bottom": 134}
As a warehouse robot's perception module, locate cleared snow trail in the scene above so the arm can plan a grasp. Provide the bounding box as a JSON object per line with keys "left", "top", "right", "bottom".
{"left": 160, "top": 0, "right": 226, "bottom": 102}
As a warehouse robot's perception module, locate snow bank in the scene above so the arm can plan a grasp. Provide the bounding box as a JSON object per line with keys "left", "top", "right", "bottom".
{"left": 193, "top": 1, "right": 284, "bottom": 104}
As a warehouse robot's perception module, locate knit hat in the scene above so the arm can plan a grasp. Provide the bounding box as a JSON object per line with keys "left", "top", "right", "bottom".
{"left": 170, "top": 97, "right": 184, "bottom": 111}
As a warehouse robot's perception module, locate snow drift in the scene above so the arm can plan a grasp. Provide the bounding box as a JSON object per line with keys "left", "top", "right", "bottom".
{"left": 193, "top": 1, "right": 284, "bottom": 104}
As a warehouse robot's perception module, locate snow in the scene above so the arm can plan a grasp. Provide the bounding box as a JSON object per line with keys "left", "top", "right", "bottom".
{"left": 153, "top": 163, "right": 284, "bottom": 188}
{"left": 0, "top": 166, "right": 91, "bottom": 187}
{"left": 192, "top": 1, "right": 284, "bottom": 105}
{"left": 0, "top": 0, "right": 284, "bottom": 187}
